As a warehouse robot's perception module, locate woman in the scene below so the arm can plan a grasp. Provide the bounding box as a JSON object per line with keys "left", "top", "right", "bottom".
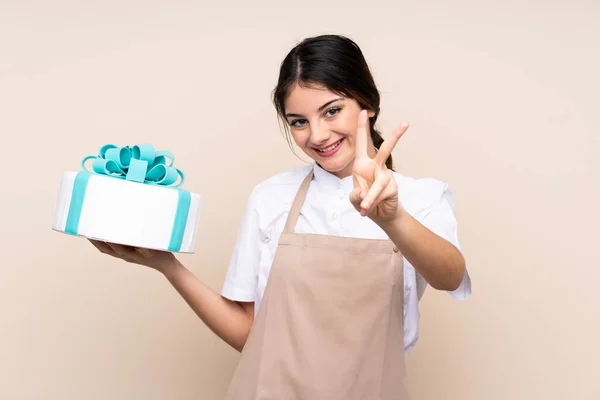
{"left": 91, "top": 34, "right": 471, "bottom": 399}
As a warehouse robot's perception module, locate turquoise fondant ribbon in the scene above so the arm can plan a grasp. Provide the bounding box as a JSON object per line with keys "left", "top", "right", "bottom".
{"left": 65, "top": 143, "right": 191, "bottom": 252}
{"left": 81, "top": 143, "right": 185, "bottom": 187}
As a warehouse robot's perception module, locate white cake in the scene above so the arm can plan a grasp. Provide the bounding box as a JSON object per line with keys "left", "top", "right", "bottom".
{"left": 52, "top": 144, "right": 201, "bottom": 253}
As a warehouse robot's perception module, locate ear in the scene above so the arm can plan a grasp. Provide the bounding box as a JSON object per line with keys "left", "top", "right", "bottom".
{"left": 367, "top": 109, "right": 376, "bottom": 118}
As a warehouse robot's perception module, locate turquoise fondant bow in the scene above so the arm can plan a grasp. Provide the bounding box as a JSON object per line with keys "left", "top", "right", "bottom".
{"left": 81, "top": 143, "right": 185, "bottom": 188}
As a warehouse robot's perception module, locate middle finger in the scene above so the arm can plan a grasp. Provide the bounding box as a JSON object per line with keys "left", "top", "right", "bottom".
{"left": 105, "top": 242, "right": 138, "bottom": 258}
{"left": 374, "top": 122, "right": 409, "bottom": 166}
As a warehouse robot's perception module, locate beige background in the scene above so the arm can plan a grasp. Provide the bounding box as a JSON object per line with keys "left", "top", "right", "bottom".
{"left": 1, "top": 1, "right": 598, "bottom": 399}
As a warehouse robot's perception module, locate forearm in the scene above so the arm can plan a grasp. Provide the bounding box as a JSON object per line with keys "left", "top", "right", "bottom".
{"left": 161, "top": 260, "right": 253, "bottom": 352}
{"left": 377, "top": 209, "right": 465, "bottom": 291}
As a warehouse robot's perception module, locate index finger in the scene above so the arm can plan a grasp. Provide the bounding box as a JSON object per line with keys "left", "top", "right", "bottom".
{"left": 374, "top": 121, "right": 409, "bottom": 166}
{"left": 355, "top": 110, "right": 370, "bottom": 158}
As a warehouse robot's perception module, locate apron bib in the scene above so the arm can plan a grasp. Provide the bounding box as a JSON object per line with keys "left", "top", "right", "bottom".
{"left": 225, "top": 170, "right": 408, "bottom": 400}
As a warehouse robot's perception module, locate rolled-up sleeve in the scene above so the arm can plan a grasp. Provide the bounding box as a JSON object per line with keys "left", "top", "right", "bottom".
{"left": 221, "top": 188, "right": 261, "bottom": 302}
{"left": 419, "top": 182, "right": 472, "bottom": 300}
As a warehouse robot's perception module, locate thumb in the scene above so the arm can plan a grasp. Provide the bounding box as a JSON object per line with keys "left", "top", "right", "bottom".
{"left": 349, "top": 187, "right": 363, "bottom": 211}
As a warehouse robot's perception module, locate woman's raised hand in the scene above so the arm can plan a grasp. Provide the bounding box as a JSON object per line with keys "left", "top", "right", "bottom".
{"left": 349, "top": 110, "right": 409, "bottom": 223}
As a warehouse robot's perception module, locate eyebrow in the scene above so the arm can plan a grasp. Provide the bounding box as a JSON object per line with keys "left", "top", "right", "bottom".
{"left": 285, "top": 97, "right": 345, "bottom": 118}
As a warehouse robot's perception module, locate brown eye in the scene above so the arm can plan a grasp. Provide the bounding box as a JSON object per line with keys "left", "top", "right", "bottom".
{"left": 325, "top": 107, "right": 341, "bottom": 117}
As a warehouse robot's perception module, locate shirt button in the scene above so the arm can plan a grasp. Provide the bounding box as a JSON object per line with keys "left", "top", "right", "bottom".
{"left": 332, "top": 213, "right": 338, "bottom": 220}
{"left": 393, "top": 246, "right": 399, "bottom": 253}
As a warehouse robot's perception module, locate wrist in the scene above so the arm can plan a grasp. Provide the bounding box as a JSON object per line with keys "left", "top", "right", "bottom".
{"left": 159, "top": 257, "right": 183, "bottom": 279}
{"left": 373, "top": 204, "right": 407, "bottom": 231}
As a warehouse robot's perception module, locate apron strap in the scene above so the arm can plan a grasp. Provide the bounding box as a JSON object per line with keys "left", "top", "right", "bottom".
{"left": 283, "top": 169, "right": 314, "bottom": 234}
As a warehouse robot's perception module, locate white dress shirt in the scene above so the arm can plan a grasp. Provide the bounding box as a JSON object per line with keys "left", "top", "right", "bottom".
{"left": 221, "top": 163, "right": 472, "bottom": 353}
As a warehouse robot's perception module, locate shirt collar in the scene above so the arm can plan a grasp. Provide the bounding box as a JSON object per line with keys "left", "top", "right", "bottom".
{"left": 312, "top": 163, "right": 354, "bottom": 194}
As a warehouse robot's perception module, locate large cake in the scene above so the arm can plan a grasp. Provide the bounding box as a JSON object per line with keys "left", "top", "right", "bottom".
{"left": 52, "top": 143, "right": 201, "bottom": 253}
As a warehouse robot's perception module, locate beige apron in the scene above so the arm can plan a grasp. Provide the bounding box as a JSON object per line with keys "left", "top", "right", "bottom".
{"left": 225, "top": 170, "right": 408, "bottom": 400}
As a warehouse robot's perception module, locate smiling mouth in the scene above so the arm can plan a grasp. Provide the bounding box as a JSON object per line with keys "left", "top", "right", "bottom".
{"left": 314, "top": 138, "right": 343, "bottom": 154}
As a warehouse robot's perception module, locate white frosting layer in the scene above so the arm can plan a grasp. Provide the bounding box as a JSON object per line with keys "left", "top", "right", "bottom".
{"left": 52, "top": 171, "right": 201, "bottom": 253}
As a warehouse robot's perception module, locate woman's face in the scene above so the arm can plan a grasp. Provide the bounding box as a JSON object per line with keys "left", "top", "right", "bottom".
{"left": 283, "top": 83, "right": 376, "bottom": 178}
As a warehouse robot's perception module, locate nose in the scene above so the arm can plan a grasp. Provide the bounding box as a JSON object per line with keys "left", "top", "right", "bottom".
{"left": 309, "top": 121, "right": 331, "bottom": 146}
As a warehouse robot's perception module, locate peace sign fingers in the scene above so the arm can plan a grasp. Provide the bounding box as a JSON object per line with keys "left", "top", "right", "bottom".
{"left": 374, "top": 121, "right": 409, "bottom": 167}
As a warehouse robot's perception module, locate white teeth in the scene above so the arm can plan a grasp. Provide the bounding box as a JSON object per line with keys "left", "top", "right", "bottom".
{"left": 317, "top": 140, "right": 341, "bottom": 153}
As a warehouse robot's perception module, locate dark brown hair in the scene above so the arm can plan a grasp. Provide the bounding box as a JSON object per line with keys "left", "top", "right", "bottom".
{"left": 272, "top": 34, "right": 393, "bottom": 169}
